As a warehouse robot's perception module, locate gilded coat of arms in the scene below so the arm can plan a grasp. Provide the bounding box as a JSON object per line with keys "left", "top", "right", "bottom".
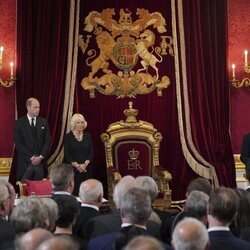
{"left": 79, "top": 8, "right": 174, "bottom": 98}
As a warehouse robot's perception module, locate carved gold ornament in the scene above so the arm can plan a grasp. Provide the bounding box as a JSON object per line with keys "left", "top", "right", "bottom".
{"left": 79, "top": 8, "right": 174, "bottom": 98}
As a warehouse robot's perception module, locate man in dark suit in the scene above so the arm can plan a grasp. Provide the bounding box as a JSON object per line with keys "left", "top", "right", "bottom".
{"left": 88, "top": 188, "right": 170, "bottom": 250}
{"left": 74, "top": 179, "right": 103, "bottom": 238}
{"left": 84, "top": 176, "right": 161, "bottom": 241}
{"left": 172, "top": 217, "right": 209, "bottom": 250}
{"left": 14, "top": 97, "right": 50, "bottom": 181}
{"left": 208, "top": 187, "right": 250, "bottom": 250}
{"left": 50, "top": 163, "right": 75, "bottom": 197}
{"left": 241, "top": 133, "right": 250, "bottom": 191}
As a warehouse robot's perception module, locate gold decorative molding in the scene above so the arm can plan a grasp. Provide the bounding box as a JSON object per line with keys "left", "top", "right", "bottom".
{"left": 234, "top": 154, "right": 244, "bottom": 170}
{"left": 0, "top": 158, "right": 12, "bottom": 176}
{"left": 234, "top": 154, "right": 247, "bottom": 183}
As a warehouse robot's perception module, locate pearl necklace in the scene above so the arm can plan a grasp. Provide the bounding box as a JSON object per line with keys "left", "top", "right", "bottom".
{"left": 73, "top": 131, "right": 83, "bottom": 141}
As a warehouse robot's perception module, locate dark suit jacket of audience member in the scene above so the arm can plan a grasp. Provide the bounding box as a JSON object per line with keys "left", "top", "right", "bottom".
{"left": 88, "top": 225, "right": 148, "bottom": 250}
{"left": 88, "top": 225, "right": 172, "bottom": 250}
{"left": 209, "top": 230, "right": 250, "bottom": 250}
{"left": 241, "top": 227, "right": 250, "bottom": 243}
{"left": 73, "top": 206, "right": 101, "bottom": 238}
{"left": 0, "top": 218, "right": 15, "bottom": 247}
{"left": 84, "top": 209, "right": 161, "bottom": 240}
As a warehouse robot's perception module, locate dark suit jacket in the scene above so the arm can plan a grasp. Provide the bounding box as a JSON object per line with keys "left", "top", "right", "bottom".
{"left": 209, "top": 230, "right": 250, "bottom": 250}
{"left": 14, "top": 115, "right": 50, "bottom": 180}
{"left": 88, "top": 226, "right": 172, "bottom": 250}
{"left": 241, "top": 227, "right": 250, "bottom": 243}
{"left": 241, "top": 133, "right": 250, "bottom": 171}
{"left": 73, "top": 206, "right": 100, "bottom": 238}
{"left": 84, "top": 209, "right": 161, "bottom": 241}
{"left": 0, "top": 218, "right": 15, "bottom": 246}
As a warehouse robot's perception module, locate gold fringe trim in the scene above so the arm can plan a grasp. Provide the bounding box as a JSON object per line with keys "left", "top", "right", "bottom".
{"left": 48, "top": 0, "right": 80, "bottom": 168}
{"left": 173, "top": 0, "right": 219, "bottom": 186}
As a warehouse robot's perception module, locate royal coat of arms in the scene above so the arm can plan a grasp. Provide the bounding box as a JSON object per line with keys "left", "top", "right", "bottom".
{"left": 79, "top": 8, "right": 174, "bottom": 98}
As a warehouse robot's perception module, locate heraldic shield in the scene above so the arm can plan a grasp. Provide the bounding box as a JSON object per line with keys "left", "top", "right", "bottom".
{"left": 101, "top": 102, "right": 172, "bottom": 210}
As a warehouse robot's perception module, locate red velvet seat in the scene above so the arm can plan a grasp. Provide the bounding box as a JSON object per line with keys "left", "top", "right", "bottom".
{"left": 16, "top": 179, "right": 52, "bottom": 197}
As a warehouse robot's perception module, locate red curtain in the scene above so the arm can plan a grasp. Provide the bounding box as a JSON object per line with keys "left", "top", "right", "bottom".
{"left": 74, "top": 0, "right": 235, "bottom": 199}
{"left": 182, "top": 0, "right": 235, "bottom": 187}
{"left": 9, "top": 0, "right": 70, "bottom": 187}
{"left": 10, "top": 0, "right": 236, "bottom": 199}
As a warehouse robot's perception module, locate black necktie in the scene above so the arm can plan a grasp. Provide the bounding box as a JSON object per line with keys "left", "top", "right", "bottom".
{"left": 31, "top": 118, "right": 35, "bottom": 127}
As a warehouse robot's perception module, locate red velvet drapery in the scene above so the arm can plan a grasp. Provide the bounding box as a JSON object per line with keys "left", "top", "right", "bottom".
{"left": 10, "top": 0, "right": 236, "bottom": 199}
{"left": 9, "top": 0, "right": 70, "bottom": 187}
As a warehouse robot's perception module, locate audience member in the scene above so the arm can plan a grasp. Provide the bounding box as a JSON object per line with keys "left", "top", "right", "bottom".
{"left": 135, "top": 176, "right": 171, "bottom": 226}
{"left": 53, "top": 194, "right": 87, "bottom": 250}
{"left": 162, "top": 178, "right": 211, "bottom": 244}
{"left": 0, "top": 181, "right": 16, "bottom": 248}
{"left": 186, "top": 177, "right": 212, "bottom": 196}
{"left": 15, "top": 228, "right": 53, "bottom": 250}
{"left": 14, "top": 97, "right": 50, "bottom": 182}
{"left": 10, "top": 196, "right": 48, "bottom": 236}
{"left": 41, "top": 198, "right": 58, "bottom": 232}
{"left": 231, "top": 189, "right": 250, "bottom": 241}
{"left": 37, "top": 235, "right": 79, "bottom": 250}
{"left": 208, "top": 187, "right": 250, "bottom": 250}
{"left": 124, "top": 235, "right": 164, "bottom": 250}
{"left": 88, "top": 188, "right": 168, "bottom": 250}
{"left": 74, "top": 179, "right": 103, "bottom": 238}
{"left": 49, "top": 163, "right": 74, "bottom": 196}
{"left": 172, "top": 217, "right": 209, "bottom": 250}
{"left": 64, "top": 113, "right": 94, "bottom": 196}
{"left": 84, "top": 175, "right": 161, "bottom": 240}
{"left": 185, "top": 190, "right": 209, "bottom": 225}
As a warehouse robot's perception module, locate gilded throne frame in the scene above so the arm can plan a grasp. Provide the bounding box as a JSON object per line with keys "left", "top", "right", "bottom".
{"left": 101, "top": 102, "right": 172, "bottom": 210}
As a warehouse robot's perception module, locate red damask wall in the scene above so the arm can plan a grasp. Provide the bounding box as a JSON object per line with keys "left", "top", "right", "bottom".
{"left": 228, "top": 0, "right": 250, "bottom": 153}
{"left": 0, "top": 0, "right": 16, "bottom": 157}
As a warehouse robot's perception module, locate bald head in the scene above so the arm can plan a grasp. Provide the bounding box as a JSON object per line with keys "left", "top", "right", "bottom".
{"left": 79, "top": 179, "right": 103, "bottom": 206}
{"left": 113, "top": 175, "right": 136, "bottom": 208}
{"left": 37, "top": 236, "right": 79, "bottom": 250}
{"left": 172, "top": 217, "right": 209, "bottom": 250}
{"left": 16, "top": 228, "right": 53, "bottom": 250}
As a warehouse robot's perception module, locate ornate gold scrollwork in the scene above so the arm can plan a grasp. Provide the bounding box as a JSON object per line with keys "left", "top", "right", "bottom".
{"left": 79, "top": 8, "right": 174, "bottom": 98}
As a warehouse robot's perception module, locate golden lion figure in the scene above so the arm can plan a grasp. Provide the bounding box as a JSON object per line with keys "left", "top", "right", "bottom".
{"left": 86, "top": 31, "right": 116, "bottom": 80}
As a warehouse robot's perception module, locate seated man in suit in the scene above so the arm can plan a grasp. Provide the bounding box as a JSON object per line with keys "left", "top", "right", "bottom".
{"left": 208, "top": 187, "right": 250, "bottom": 250}
{"left": 53, "top": 195, "right": 87, "bottom": 249}
{"left": 73, "top": 179, "right": 103, "bottom": 238}
{"left": 84, "top": 175, "right": 161, "bottom": 241}
{"left": 10, "top": 196, "right": 48, "bottom": 236}
{"left": 135, "top": 176, "right": 172, "bottom": 226}
{"left": 0, "top": 180, "right": 16, "bottom": 249}
{"left": 172, "top": 217, "right": 209, "bottom": 250}
{"left": 49, "top": 163, "right": 74, "bottom": 196}
{"left": 88, "top": 188, "right": 170, "bottom": 250}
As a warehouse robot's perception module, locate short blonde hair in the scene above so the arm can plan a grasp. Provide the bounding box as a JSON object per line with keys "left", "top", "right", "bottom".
{"left": 70, "top": 113, "right": 87, "bottom": 131}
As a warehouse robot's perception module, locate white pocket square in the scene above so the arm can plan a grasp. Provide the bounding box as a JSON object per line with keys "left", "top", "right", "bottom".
{"left": 41, "top": 127, "right": 45, "bottom": 129}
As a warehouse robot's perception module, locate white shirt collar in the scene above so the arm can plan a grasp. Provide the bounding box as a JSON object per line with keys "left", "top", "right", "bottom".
{"left": 208, "top": 226, "right": 230, "bottom": 232}
{"left": 52, "top": 191, "right": 71, "bottom": 195}
{"left": 27, "top": 114, "right": 36, "bottom": 124}
{"left": 80, "top": 203, "right": 99, "bottom": 211}
{"left": 121, "top": 223, "right": 147, "bottom": 230}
